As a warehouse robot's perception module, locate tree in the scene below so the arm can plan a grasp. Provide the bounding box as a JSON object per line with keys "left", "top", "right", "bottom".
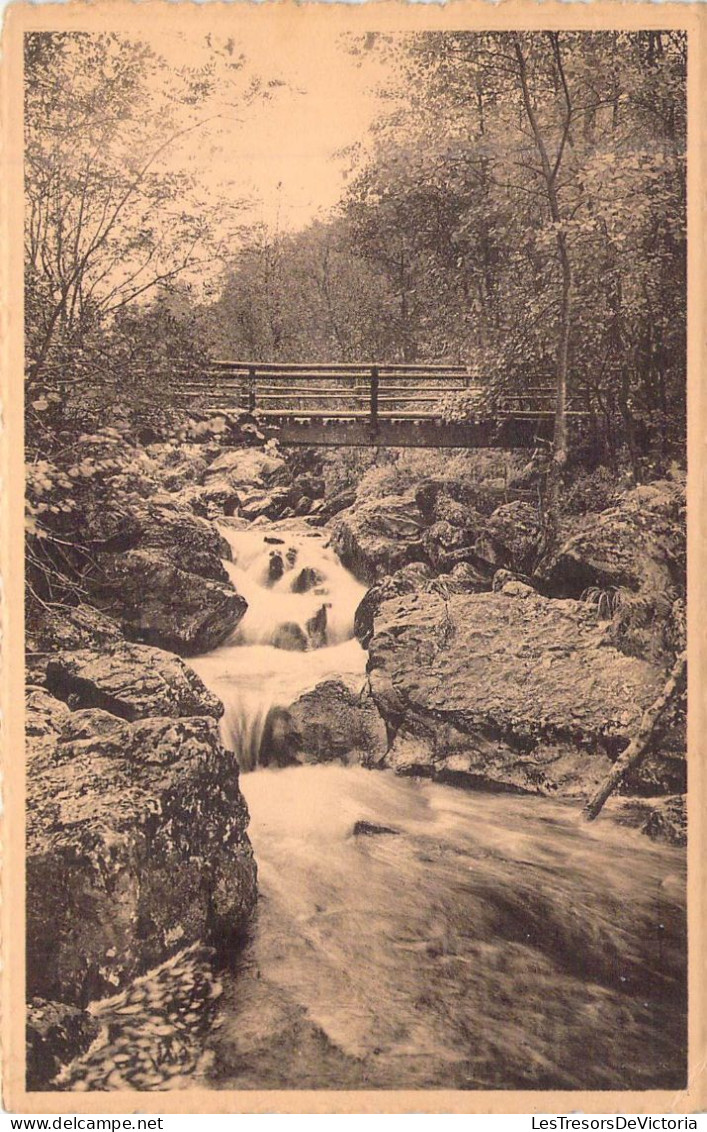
{"left": 508, "top": 33, "right": 573, "bottom": 546}
{"left": 583, "top": 649, "right": 687, "bottom": 821}
{"left": 203, "top": 217, "right": 400, "bottom": 363}
{"left": 24, "top": 32, "right": 244, "bottom": 392}
{"left": 340, "top": 30, "right": 686, "bottom": 483}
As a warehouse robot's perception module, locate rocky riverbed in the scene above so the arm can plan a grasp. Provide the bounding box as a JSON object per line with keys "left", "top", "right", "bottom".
{"left": 25, "top": 422, "right": 687, "bottom": 1089}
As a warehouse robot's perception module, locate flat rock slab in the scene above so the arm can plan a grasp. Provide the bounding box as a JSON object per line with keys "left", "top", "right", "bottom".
{"left": 368, "top": 590, "right": 668, "bottom": 796}
{"left": 369, "top": 590, "right": 661, "bottom": 742}
{"left": 46, "top": 642, "right": 223, "bottom": 721}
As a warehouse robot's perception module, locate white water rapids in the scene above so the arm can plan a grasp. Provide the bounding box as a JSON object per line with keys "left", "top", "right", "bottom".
{"left": 191, "top": 522, "right": 368, "bottom": 770}
{"left": 189, "top": 520, "right": 686, "bottom": 1091}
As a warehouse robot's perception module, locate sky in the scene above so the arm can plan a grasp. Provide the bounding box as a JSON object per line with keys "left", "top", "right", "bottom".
{"left": 158, "top": 27, "right": 392, "bottom": 235}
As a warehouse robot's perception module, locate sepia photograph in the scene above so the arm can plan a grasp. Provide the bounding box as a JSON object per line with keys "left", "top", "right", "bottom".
{"left": 1, "top": 1, "right": 703, "bottom": 1113}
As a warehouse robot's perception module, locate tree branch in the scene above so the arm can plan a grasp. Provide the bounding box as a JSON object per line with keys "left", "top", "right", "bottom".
{"left": 583, "top": 651, "right": 687, "bottom": 821}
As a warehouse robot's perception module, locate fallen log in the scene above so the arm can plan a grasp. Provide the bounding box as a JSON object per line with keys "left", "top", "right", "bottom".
{"left": 582, "top": 649, "right": 687, "bottom": 822}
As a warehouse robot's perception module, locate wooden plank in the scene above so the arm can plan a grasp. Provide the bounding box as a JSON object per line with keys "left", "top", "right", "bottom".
{"left": 243, "top": 416, "right": 556, "bottom": 449}
{"left": 206, "top": 369, "right": 471, "bottom": 380}
{"left": 253, "top": 387, "right": 364, "bottom": 395}
{"left": 198, "top": 381, "right": 475, "bottom": 393}
{"left": 377, "top": 385, "right": 473, "bottom": 393}
{"left": 251, "top": 409, "right": 563, "bottom": 421}
{"left": 204, "top": 374, "right": 554, "bottom": 391}
{"left": 254, "top": 393, "right": 365, "bottom": 402}
{"left": 378, "top": 377, "right": 478, "bottom": 384}
{"left": 174, "top": 395, "right": 575, "bottom": 415}
{"left": 379, "top": 366, "right": 469, "bottom": 373}
{"left": 253, "top": 380, "right": 363, "bottom": 388}
{"left": 198, "top": 405, "right": 588, "bottom": 421}
{"left": 210, "top": 360, "right": 469, "bottom": 372}
{"left": 376, "top": 395, "right": 477, "bottom": 404}
{"left": 182, "top": 387, "right": 563, "bottom": 406}
{"left": 253, "top": 385, "right": 472, "bottom": 395}
{"left": 186, "top": 382, "right": 362, "bottom": 393}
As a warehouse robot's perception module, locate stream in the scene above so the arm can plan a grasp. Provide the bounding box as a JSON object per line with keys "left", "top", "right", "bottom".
{"left": 190, "top": 521, "right": 687, "bottom": 1092}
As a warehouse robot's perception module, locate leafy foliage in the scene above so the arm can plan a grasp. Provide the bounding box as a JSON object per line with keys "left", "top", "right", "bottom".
{"left": 580, "top": 585, "right": 624, "bottom": 621}
{"left": 23, "top": 31, "right": 258, "bottom": 455}
{"left": 346, "top": 31, "right": 685, "bottom": 475}
{"left": 203, "top": 219, "right": 401, "bottom": 363}
{"left": 203, "top": 32, "right": 686, "bottom": 481}
{"left": 24, "top": 31, "right": 687, "bottom": 614}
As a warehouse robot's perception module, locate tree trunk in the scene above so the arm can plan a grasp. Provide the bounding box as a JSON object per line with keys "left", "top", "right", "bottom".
{"left": 545, "top": 231, "right": 572, "bottom": 547}
{"left": 582, "top": 650, "right": 687, "bottom": 821}
{"left": 513, "top": 34, "right": 573, "bottom": 555}
{"left": 618, "top": 365, "right": 641, "bottom": 483}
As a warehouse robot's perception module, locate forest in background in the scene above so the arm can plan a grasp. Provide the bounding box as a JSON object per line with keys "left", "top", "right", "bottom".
{"left": 21, "top": 25, "right": 692, "bottom": 1095}
{"left": 24, "top": 29, "right": 687, "bottom": 568}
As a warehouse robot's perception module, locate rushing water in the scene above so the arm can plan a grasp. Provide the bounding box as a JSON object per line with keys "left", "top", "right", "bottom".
{"left": 191, "top": 523, "right": 368, "bottom": 770}
{"left": 191, "top": 521, "right": 687, "bottom": 1092}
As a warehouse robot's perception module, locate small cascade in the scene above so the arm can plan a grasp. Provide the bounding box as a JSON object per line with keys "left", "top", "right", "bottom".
{"left": 190, "top": 523, "right": 368, "bottom": 770}
{"left": 187, "top": 518, "right": 686, "bottom": 1093}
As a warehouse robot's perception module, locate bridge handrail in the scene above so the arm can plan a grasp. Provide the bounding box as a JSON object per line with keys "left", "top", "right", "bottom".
{"left": 209, "top": 360, "right": 471, "bottom": 372}
{"left": 177, "top": 359, "right": 584, "bottom": 433}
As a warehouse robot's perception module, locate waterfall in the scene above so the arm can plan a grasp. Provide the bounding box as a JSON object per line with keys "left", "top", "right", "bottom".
{"left": 190, "top": 523, "right": 368, "bottom": 770}
{"left": 188, "top": 524, "right": 686, "bottom": 1094}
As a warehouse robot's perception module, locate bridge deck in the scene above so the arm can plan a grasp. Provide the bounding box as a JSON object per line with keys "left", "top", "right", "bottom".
{"left": 176, "top": 361, "right": 582, "bottom": 448}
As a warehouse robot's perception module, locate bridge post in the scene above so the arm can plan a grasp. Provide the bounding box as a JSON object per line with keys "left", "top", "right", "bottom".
{"left": 248, "top": 365, "right": 257, "bottom": 413}
{"left": 370, "top": 365, "right": 379, "bottom": 436}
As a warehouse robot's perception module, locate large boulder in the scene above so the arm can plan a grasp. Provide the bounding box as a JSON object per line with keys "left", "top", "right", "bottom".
{"left": 443, "top": 561, "right": 491, "bottom": 594}
{"left": 195, "top": 448, "right": 299, "bottom": 521}
{"left": 26, "top": 604, "right": 124, "bottom": 685}
{"left": 26, "top": 694, "right": 256, "bottom": 1012}
{"left": 537, "top": 480, "right": 686, "bottom": 664}
{"left": 182, "top": 477, "right": 241, "bottom": 520}
{"left": 132, "top": 504, "right": 232, "bottom": 580}
{"left": 66, "top": 489, "right": 245, "bottom": 654}
{"left": 309, "top": 487, "right": 357, "bottom": 526}
{"left": 537, "top": 480, "right": 685, "bottom": 598}
{"left": 259, "top": 679, "right": 388, "bottom": 767}
{"left": 367, "top": 589, "right": 680, "bottom": 797}
{"left": 204, "top": 448, "right": 288, "bottom": 491}
{"left": 79, "top": 498, "right": 146, "bottom": 551}
{"left": 414, "top": 477, "right": 500, "bottom": 521}
{"left": 237, "top": 487, "right": 294, "bottom": 521}
{"left": 606, "top": 795, "right": 687, "bottom": 847}
{"left": 294, "top": 472, "right": 325, "bottom": 501}
{"left": 80, "top": 500, "right": 231, "bottom": 577}
{"left": 45, "top": 641, "right": 223, "bottom": 721}
{"left": 475, "top": 500, "right": 542, "bottom": 575}
{"left": 354, "top": 563, "right": 433, "bottom": 648}
{"left": 354, "top": 560, "right": 489, "bottom": 649}
{"left": 421, "top": 518, "right": 485, "bottom": 573}
{"left": 89, "top": 549, "right": 246, "bottom": 655}
{"left": 330, "top": 494, "right": 428, "bottom": 583}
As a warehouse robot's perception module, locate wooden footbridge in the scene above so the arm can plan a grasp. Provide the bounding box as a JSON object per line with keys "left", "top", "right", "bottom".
{"left": 178, "top": 361, "right": 584, "bottom": 448}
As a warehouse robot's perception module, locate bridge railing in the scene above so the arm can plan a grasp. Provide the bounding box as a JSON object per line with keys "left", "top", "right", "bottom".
{"left": 176, "top": 361, "right": 581, "bottom": 426}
